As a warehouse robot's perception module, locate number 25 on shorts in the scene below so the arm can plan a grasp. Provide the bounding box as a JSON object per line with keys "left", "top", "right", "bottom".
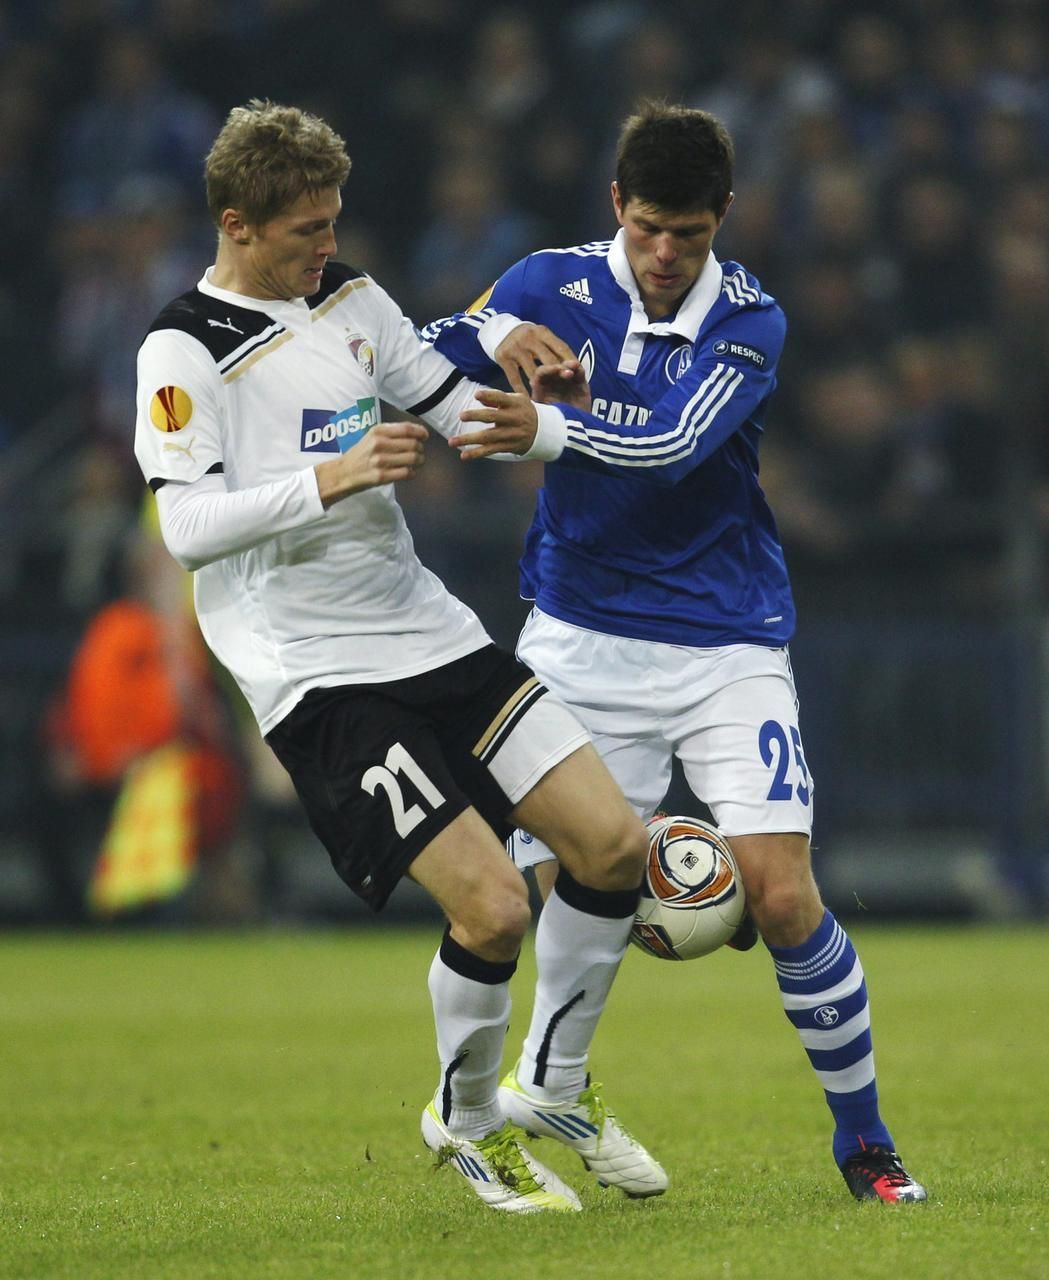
{"left": 759, "top": 719, "right": 811, "bottom": 805}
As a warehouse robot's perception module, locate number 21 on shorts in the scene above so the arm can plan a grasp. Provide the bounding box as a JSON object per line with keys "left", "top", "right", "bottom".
{"left": 759, "top": 719, "right": 811, "bottom": 805}
{"left": 361, "top": 742, "right": 446, "bottom": 836}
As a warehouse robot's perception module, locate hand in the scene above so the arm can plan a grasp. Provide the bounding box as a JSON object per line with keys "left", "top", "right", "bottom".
{"left": 496, "top": 323, "right": 578, "bottom": 395}
{"left": 314, "top": 421, "right": 427, "bottom": 507}
{"left": 531, "top": 361, "right": 591, "bottom": 412}
{"left": 449, "top": 389, "right": 539, "bottom": 459}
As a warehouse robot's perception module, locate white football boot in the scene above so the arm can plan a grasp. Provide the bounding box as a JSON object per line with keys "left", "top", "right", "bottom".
{"left": 498, "top": 1062, "right": 669, "bottom": 1199}
{"left": 421, "top": 1102, "right": 582, "bottom": 1213}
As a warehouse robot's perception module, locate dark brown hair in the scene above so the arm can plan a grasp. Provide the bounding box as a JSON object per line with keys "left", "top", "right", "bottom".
{"left": 616, "top": 101, "right": 734, "bottom": 215}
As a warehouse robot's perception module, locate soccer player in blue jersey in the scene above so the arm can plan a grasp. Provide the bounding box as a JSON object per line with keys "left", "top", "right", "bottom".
{"left": 425, "top": 101, "right": 927, "bottom": 1204}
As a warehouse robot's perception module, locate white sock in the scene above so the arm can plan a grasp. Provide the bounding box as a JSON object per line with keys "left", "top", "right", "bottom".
{"left": 518, "top": 874, "right": 637, "bottom": 1101}
{"left": 427, "top": 933, "right": 515, "bottom": 1139}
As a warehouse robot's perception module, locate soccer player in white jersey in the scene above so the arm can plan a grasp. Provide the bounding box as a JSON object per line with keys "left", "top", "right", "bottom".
{"left": 133, "top": 100, "right": 669, "bottom": 1214}
{"left": 428, "top": 102, "right": 927, "bottom": 1204}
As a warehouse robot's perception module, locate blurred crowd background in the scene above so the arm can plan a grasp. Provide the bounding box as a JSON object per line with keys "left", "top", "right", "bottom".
{"left": 2, "top": 0, "right": 1048, "bottom": 926}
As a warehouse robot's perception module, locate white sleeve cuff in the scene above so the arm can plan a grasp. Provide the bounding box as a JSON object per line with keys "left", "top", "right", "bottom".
{"left": 299, "top": 464, "right": 326, "bottom": 518}
{"left": 478, "top": 313, "right": 527, "bottom": 361}
{"left": 476, "top": 403, "right": 566, "bottom": 464}
{"left": 524, "top": 403, "right": 567, "bottom": 461}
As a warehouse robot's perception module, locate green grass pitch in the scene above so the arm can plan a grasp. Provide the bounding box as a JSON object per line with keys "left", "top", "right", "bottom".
{"left": 1, "top": 923, "right": 1046, "bottom": 1279}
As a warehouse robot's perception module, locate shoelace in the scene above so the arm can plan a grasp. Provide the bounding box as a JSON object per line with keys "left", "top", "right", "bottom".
{"left": 578, "top": 1080, "right": 649, "bottom": 1163}
{"left": 475, "top": 1123, "right": 543, "bottom": 1195}
{"left": 578, "top": 1080, "right": 608, "bottom": 1137}
{"left": 580, "top": 1078, "right": 651, "bottom": 1159}
{"left": 851, "top": 1149, "right": 910, "bottom": 1187}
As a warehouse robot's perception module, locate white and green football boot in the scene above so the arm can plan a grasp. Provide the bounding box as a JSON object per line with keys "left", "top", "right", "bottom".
{"left": 498, "top": 1063, "right": 668, "bottom": 1199}
{"left": 421, "top": 1102, "right": 582, "bottom": 1213}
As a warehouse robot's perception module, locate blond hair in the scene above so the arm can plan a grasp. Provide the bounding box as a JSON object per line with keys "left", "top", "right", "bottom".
{"left": 205, "top": 99, "right": 351, "bottom": 226}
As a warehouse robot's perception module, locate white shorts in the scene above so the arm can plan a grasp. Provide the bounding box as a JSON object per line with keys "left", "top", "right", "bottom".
{"left": 509, "top": 611, "right": 814, "bottom": 869}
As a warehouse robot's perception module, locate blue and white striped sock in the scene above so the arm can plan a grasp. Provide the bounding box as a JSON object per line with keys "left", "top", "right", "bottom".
{"left": 768, "top": 909, "right": 894, "bottom": 1166}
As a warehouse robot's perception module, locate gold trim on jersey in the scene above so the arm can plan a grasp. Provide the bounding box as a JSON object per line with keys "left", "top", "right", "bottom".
{"left": 467, "top": 285, "right": 493, "bottom": 313}
{"left": 222, "top": 329, "right": 296, "bottom": 383}
{"left": 312, "top": 276, "right": 371, "bottom": 322}
{"left": 473, "top": 676, "right": 541, "bottom": 758}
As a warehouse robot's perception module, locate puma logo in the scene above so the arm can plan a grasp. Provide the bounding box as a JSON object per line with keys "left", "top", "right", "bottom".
{"left": 162, "top": 436, "right": 196, "bottom": 462}
{"left": 207, "top": 317, "right": 243, "bottom": 334}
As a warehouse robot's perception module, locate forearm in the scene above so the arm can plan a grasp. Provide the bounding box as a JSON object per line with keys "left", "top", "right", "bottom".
{"left": 425, "top": 378, "right": 566, "bottom": 462}
{"left": 477, "top": 313, "right": 527, "bottom": 361}
{"left": 155, "top": 469, "right": 325, "bottom": 571}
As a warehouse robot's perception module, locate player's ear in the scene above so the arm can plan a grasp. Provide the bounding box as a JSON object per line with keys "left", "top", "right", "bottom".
{"left": 718, "top": 192, "right": 735, "bottom": 225}
{"left": 220, "top": 208, "right": 251, "bottom": 245}
{"left": 611, "top": 181, "right": 625, "bottom": 224}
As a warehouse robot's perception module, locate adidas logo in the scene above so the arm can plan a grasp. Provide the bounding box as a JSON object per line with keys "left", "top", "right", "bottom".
{"left": 559, "top": 277, "right": 593, "bottom": 305}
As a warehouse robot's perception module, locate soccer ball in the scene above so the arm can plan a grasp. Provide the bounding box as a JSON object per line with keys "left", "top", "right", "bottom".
{"left": 630, "top": 814, "right": 746, "bottom": 961}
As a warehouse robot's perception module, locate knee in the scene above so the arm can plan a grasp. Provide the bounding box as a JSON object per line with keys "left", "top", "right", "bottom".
{"left": 577, "top": 812, "right": 648, "bottom": 891}
{"left": 747, "top": 868, "right": 824, "bottom": 947}
{"left": 613, "top": 815, "right": 649, "bottom": 883}
{"left": 450, "top": 879, "right": 531, "bottom": 961}
{"left": 485, "top": 887, "right": 532, "bottom": 950}
{"left": 729, "top": 835, "right": 823, "bottom": 946}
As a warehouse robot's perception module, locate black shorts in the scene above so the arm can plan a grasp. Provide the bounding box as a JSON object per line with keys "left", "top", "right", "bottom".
{"left": 266, "top": 645, "right": 562, "bottom": 911}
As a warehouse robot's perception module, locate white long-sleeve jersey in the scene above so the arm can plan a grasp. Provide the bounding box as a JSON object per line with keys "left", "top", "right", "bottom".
{"left": 134, "top": 262, "right": 562, "bottom": 733}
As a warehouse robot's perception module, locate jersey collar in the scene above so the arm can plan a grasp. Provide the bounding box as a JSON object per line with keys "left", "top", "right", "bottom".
{"left": 198, "top": 269, "right": 313, "bottom": 332}
{"left": 607, "top": 229, "right": 723, "bottom": 342}
{"left": 607, "top": 230, "right": 723, "bottom": 374}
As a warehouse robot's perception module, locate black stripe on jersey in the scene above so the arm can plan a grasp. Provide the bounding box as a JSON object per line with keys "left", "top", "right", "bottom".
{"left": 148, "top": 461, "right": 223, "bottom": 493}
{"left": 407, "top": 369, "right": 466, "bottom": 417}
{"left": 217, "top": 322, "right": 287, "bottom": 376}
{"left": 146, "top": 290, "right": 277, "bottom": 364}
{"left": 306, "top": 259, "right": 367, "bottom": 308}
{"left": 144, "top": 261, "right": 367, "bottom": 363}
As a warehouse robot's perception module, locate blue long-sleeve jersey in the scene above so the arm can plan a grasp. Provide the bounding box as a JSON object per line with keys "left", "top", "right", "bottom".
{"left": 422, "top": 231, "right": 795, "bottom": 648}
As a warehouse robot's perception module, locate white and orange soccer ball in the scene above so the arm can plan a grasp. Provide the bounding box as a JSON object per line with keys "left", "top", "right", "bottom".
{"left": 630, "top": 814, "right": 746, "bottom": 961}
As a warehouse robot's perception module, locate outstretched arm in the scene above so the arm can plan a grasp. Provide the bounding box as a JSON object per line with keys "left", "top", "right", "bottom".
{"left": 449, "top": 360, "right": 588, "bottom": 458}
{"left": 451, "top": 307, "right": 787, "bottom": 486}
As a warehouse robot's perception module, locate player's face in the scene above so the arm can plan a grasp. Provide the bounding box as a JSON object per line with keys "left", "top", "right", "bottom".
{"left": 236, "top": 186, "right": 341, "bottom": 300}
{"left": 613, "top": 185, "right": 730, "bottom": 320}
